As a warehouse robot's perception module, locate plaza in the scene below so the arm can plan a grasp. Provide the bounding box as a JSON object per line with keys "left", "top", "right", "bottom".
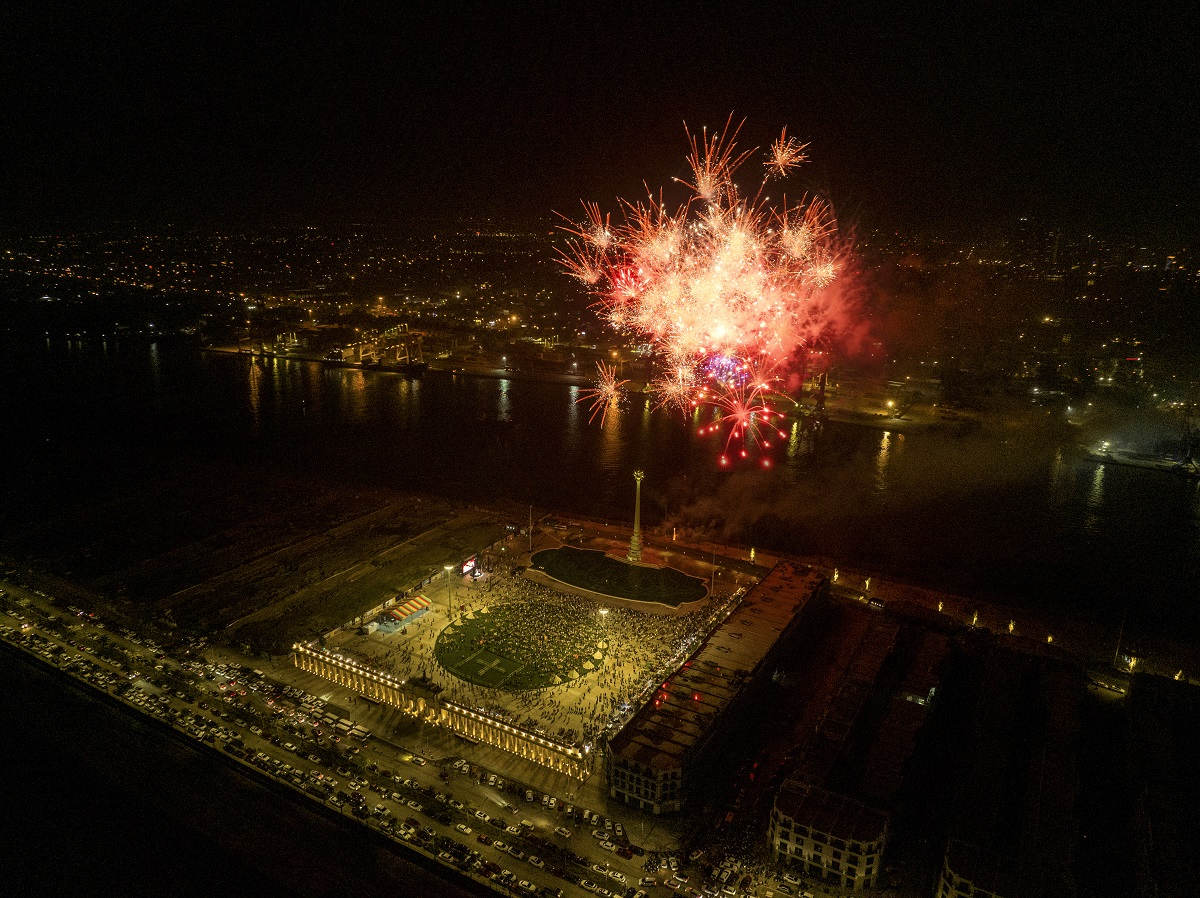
{"left": 325, "top": 565, "right": 731, "bottom": 754}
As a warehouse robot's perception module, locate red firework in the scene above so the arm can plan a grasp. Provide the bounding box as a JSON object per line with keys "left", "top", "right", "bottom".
{"left": 559, "top": 114, "right": 852, "bottom": 463}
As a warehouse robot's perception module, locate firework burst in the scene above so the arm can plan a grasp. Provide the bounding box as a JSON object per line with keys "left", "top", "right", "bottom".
{"left": 695, "top": 360, "right": 790, "bottom": 466}
{"left": 650, "top": 363, "right": 697, "bottom": 413}
{"left": 560, "top": 114, "right": 852, "bottom": 463}
{"left": 577, "top": 361, "right": 628, "bottom": 426}
{"left": 766, "top": 126, "right": 808, "bottom": 179}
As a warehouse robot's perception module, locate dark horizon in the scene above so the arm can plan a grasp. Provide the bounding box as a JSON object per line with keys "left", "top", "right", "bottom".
{"left": 4, "top": 5, "right": 1198, "bottom": 240}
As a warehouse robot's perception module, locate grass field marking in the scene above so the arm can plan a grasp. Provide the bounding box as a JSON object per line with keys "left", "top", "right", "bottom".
{"left": 473, "top": 655, "right": 506, "bottom": 679}
{"left": 453, "top": 646, "right": 525, "bottom": 688}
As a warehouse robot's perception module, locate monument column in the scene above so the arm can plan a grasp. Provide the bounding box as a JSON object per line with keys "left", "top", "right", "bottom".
{"left": 627, "top": 470, "right": 644, "bottom": 563}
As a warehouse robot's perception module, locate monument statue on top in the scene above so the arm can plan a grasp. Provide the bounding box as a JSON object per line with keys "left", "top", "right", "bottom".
{"left": 627, "top": 470, "right": 644, "bottom": 564}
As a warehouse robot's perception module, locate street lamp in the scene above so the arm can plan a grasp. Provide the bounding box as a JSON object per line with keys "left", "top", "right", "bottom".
{"left": 444, "top": 564, "right": 455, "bottom": 620}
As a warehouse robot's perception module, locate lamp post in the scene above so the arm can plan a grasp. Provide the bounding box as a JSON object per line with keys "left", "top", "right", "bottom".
{"left": 444, "top": 564, "right": 455, "bottom": 620}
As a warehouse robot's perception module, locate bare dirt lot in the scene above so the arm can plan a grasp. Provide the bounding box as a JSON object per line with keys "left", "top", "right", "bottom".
{"left": 0, "top": 461, "right": 510, "bottom": 653}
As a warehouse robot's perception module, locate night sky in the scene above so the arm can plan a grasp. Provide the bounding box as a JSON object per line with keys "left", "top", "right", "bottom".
{"left": 4, "top": 3, "right": 1197, "bottom": 236}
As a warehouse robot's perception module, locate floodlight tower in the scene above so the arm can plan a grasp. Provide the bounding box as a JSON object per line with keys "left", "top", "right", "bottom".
{"left": 627, "top": 470, "right": 644, "bottom": 564}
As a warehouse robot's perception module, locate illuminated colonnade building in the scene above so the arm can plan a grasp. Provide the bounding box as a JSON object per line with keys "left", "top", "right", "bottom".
{"left": 292, "top": 643, "right": 591, "bottom": 780}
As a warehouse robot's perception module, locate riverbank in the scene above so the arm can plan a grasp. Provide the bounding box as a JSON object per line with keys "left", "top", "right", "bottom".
{"left": 204, "top": 345, "right": 598, "bottom": 388}
{"left": 561, "top": 511, "right": 1200, "bottom": 689}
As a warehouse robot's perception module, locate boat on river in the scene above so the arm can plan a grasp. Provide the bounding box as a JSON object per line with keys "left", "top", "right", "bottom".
{"left": 1086, "top": 442, "right": 1200, "bottom": 478}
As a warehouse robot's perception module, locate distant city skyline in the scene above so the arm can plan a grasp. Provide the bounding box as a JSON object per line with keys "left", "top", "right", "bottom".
{"left": 3, "top": 5, "right": 1197, "bottom": 237}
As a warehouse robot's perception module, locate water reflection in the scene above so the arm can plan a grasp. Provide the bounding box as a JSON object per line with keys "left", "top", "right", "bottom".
{"left": 875, "top": 430, "right": 892, "bottom": 492}
{"left": 497, "top": 379, "right": 511, "bottom": 421}
{"left": 301, "top": 361, "right": 324, "bottom": 417}
{"left": 342, "top": 370, "right": 368, "bottom": 422}
{"left": 1048, "top": 447, "right": 1066, "bottom": 492}
{"left": 247, "top": 359, "right": 263, "bottom": 425}
{"left": 597, "top": 400, "right": 624, "bottom": 474}
{"left": 564, "top": 385, "right": 582, "bottom": 452}
{"left": 145, "top": 340, "right": 161, "bottom": 399}
{"left": 1087, "top": 462, "right": 1105, "bottom": 506}
{"left": 786, "top": 421, "right": 801, "bottom": 459}
{"left": 392, "top": 375, "right": 419, "bottom": 427}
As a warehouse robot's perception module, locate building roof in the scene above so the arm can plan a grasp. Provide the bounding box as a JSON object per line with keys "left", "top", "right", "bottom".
{"left": 943, "top": 646, "right": 1080, "bottom": 898}
{"left": 774, "top": 617, "right": 950, "bottom": 854}
{"left": 607, "top": 562, "right": 824, "bottom": 772}
{"left": 775, "top": 779, "right": 889, "bottom": 845}
{"left": 1126, "top": 673, "right": 1200, "bottom": 894}
{"left": 789, "top": 619, "right": 900, "bottom": 790}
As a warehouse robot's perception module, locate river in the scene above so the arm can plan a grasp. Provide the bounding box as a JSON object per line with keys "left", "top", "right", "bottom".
{"left": 1, "top": 334, "right": 1198, "bottom": 646}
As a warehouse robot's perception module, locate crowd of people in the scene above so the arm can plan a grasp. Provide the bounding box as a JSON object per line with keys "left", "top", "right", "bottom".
{"left": 433, "top": 588, "right": 606, "bottom": 690}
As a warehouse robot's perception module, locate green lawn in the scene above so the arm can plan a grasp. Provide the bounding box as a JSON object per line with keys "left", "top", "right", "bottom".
{"left": 530, "top": 546, "right": 708, "bottom": 606}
